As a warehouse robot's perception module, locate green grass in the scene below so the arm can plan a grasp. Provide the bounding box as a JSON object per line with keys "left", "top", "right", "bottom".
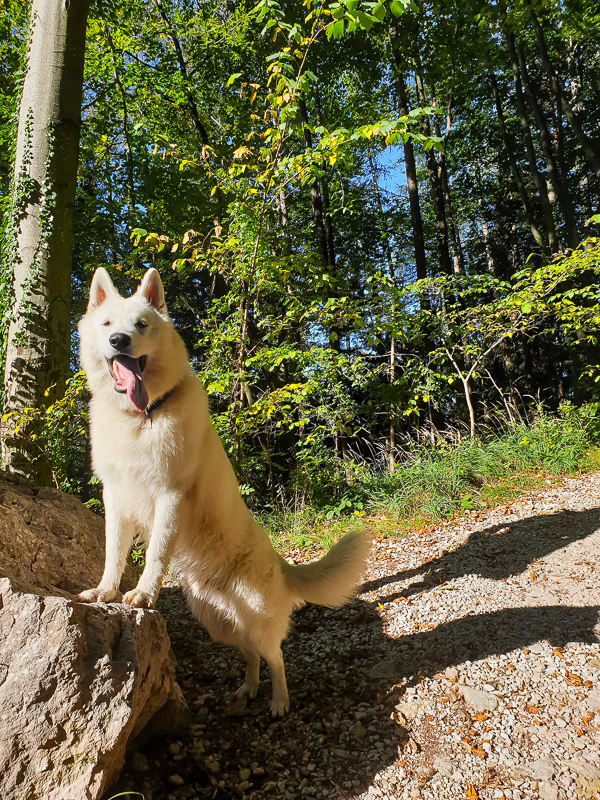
{"left": 262, "top": 405, "right": 600, "bottom": 556}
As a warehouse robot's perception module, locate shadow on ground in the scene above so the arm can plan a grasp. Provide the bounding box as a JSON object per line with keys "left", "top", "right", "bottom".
{"left": 362, "top": 506, "right": 600, "bottom": 603}
{"left": 103, "top": 507, "right": 600, "bottom": 800}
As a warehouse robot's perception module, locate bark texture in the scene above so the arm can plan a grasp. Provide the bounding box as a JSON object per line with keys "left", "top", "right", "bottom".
{"left": 2, "top": 0, "right": 90, "bottom": 483}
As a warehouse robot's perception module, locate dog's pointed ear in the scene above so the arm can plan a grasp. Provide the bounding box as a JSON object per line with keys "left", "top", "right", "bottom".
{"left": 138, "top": 268, "right": 167, "bottom": 313}
{"left": 88, "top": 268, "right": 118, "bottom": 310}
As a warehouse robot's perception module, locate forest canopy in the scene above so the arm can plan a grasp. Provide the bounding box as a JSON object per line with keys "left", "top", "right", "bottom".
{"left": 1, "top": 0, "right": 600, "bottom": 509}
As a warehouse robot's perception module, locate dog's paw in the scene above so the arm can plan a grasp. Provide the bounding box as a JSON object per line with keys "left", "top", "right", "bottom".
{"left": 78, "top": 587, "right": 122, "bottom": 604}
{"left": 270, "top": 696, "right": 290, "bottom": 718}
{"left": 235, "top": 681, "right": 258, "bottom": 700}
{"left": 122, "top": 589, "right": 155, "bottom": 608}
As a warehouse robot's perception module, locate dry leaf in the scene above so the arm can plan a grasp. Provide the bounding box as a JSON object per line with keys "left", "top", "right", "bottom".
{"left": 472, "top": 747, "right": 487, "bottom": 759}
{"left": 524, "top": 705, "right": 541, "bottom": 714}
{"left": 465, "top": 784, "right": 478, "bottom": 799}
{"left": 565, "top": 672, "right": 583, "bottom": 686}
{"left": 472, "top": 713, "right": 489, "bottom": 722}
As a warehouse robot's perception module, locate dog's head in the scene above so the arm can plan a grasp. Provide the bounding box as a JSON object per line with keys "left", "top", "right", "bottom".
{"left": 79, "top": 268, "right": 187, "bottom": 412}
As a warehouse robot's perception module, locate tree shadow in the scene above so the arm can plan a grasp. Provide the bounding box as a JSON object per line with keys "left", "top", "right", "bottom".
{"left": 362, "top": 506, "right": 600, "bottom": 603}
{"left": 105, "top": 581, "right": 600, "bottom": 800}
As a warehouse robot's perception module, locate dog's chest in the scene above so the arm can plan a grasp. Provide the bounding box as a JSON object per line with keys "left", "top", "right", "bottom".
{"left": 91, "top": 406, "right": 185, "bottom": 486}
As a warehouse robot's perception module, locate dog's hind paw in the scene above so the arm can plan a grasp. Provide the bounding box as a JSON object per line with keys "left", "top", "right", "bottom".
{"left": 122, "top": 588, "right": 155, "bottom": 608}
{"left": 235, "top": 681, "right": 258, "bottom": 700}
{"left": 270, "top": 696, "right": 290, "bottom": 717}
{"left": 78, "top": 587, "right": 122, "bottom": 604}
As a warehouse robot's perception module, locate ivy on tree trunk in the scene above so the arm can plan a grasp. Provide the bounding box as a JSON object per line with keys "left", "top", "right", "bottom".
{"left": 1, "top": 0, "right": 90, "bottom": 484}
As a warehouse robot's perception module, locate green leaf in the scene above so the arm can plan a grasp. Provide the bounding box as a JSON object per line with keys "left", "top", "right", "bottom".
{"left": 372, "top": 2, "right": 386, "bottom": 21}
{"left": 329, "top": 18, "right": 345, "bottom": 39}
{"left": 356, "top": 11, "right": 374, "bottom": 30}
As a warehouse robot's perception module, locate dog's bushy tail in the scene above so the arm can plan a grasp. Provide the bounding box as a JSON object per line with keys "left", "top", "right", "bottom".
{"left": 282, "top": 530, "right": 371, "bottom": 607}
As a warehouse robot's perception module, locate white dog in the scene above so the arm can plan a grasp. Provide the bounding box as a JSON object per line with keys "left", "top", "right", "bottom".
{"left": 78, "top": 268, "right": 370, "bottom": 716}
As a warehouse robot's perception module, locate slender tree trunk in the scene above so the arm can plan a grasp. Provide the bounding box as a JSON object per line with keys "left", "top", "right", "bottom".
{"left": 314, "top": 85, "right": 336, "bottom": 269}
{"left": 298, "top": 95, "right": 341, "bottom": 350}
{"left": 105, "top": 26, "right": 136, "bottom": 216}
{"left": 414, "top": 70, "right": 451, "bottom": 274}
{"left": 431, "top": 95, "right": 462, "bottom": 273}
{"left": 152, "top": 0, "right": 208, "bottom": 146}
{"left": 389, "top": 20, "right": 427, "bottom": 282}
{"left": 526, "top": 1, "right": 600, "bottom": 187}
{"left": 2, "top": 0, "right": 91, "bottom": 484}
{"left": 512, "top": 35, "right": 579, "bottom": 248}
{"left": 490, "top": 74, "right": 548, "bottom": 258}
{"left": 368, "top": 151, "right": 397, "bottom": 471}
{"left": 479, "top": 201, "right": 495, "bottom": 275}
{"left": 505, "top": 32, "right": 559, "bottom": 253}
{"left": 298, "top": 97, "right": 329, "bottom": 266}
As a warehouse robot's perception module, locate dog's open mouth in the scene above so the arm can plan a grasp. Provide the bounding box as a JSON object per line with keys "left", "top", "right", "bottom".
{"left": 108, "top": 355, "right": 148, "bottom": 411}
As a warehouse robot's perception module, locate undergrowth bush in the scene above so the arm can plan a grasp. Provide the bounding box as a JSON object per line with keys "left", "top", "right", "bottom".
{"left": 262, "top": 404, "right": 600, "bottom": 551}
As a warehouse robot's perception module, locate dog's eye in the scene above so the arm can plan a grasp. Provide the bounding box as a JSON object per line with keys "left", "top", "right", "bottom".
{"left": 135, "top": 320, "right": 147, "bottom": 329}
{"left": 102, "top": 320, "right": 111, "bottom": 327}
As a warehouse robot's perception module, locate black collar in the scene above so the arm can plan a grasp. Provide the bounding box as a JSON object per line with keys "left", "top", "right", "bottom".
{"left": 143, "top": 385, "right": 177, "bottom": 423}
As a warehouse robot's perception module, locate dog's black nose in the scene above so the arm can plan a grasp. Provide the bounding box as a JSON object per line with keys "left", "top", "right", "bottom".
{"left": 109, "top": 332, "right": 131, "bottom": 350}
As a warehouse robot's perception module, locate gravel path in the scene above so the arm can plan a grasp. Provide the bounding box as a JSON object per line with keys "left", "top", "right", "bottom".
{"left": 106, "top": 472, "right": 600, "bottom": 800}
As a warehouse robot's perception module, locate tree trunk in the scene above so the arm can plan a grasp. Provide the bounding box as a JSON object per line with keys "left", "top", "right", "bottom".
{"left": 367, "top": 150, "right": 397, "bottom": 472}
{"left": 490, "top": 74, "right": 549, "bottom": 258}
{"left": 389, "top": 19, "right": 427, "bottom": 282}
{"left": 2, "top": 0, "right": 91, "bottom": 484}
{"left": 105, "top": 26, "right": 136, "bottom": 216}
{"left": 431, "top": 95, "right": 462, "bottom": 274}
{"left": 298, "top": 97, "right": 329, "bottom": 266}
{"left": 505, "top": 31, "right": 560, "bottom": 253}
{"left": 526, "top": 1, "right": 600, "bottom": 187}
{"left": 512, "top": 35, "right": 579, "bottom": 249}
{"left": 414, "top": 69, "right": 451, "bottom": 275}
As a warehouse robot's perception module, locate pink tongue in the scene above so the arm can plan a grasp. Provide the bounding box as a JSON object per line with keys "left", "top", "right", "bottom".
{"left": 112, "top": 356, "right": 149, "bottom": 412}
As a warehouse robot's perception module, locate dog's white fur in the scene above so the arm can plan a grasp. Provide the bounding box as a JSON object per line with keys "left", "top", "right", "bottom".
{"left": 78, "top": 268, "right": 371, "bottom": 715}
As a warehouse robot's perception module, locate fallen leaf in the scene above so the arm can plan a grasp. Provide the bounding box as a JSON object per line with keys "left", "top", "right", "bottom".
{"left": 524, "top": 705, "right": 541, "bottom": 714}
{"left": 465, "top": 784, "right": 478, "bottom": 799}
{"left": 472, "top": 713, "right": 489, "bottom": 722}
{"left": 472, "top": 747, "right": 487, "bottom": 759}
{"left": 565, "top": 672, "right": 583, "bottom": 686}
{"left": 553, "top": 648, "right": 565, "bottom": 659}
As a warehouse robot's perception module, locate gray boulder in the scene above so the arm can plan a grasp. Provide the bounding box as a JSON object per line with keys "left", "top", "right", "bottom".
{"left": 0, "top": 473, "right": 188, "bottom": 800}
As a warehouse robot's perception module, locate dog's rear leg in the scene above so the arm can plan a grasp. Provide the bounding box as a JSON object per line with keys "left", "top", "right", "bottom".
{"left": 263, "top": 646, "right": 289, "bottom": 717}
{"left": 236, "top": 649, "right": 260, "bottom": 700}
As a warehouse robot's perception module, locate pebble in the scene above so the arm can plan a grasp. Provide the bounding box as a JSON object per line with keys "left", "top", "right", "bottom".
{"left": 105, "top": 472, "right": 600, "bottom": 800}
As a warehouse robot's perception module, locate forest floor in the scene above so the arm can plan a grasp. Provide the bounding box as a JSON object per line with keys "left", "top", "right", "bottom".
{"left": 106, "top": 471, "right": 600, "bottom": 800}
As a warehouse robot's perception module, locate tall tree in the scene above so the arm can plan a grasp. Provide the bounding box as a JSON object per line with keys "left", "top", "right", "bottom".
{"left": 1, "top": 0, "right": 90, "bottom": 483}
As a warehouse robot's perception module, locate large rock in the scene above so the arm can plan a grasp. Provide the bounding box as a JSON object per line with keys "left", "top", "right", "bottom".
{"left": 0, "top": 471, "right": 137, "bottom": 595}
{"left": 0, "top": 474, "right": 189, "bottom": 800}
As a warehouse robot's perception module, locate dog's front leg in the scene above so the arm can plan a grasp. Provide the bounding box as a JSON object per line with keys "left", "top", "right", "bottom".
{"left": 122, "top": 490, "right": 180, "bottom": 608}
{"left": 79, "top": 488, "right": 135, "bottom": 603}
